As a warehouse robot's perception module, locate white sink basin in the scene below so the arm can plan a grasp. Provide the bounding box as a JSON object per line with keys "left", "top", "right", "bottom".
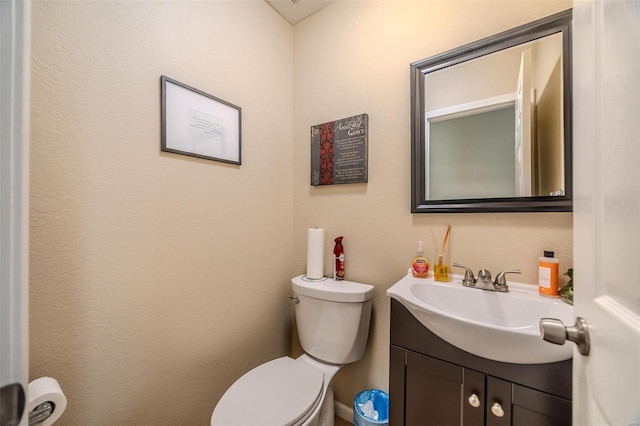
{"left": 387, "top": 273, "right": 574, "bottom": 364}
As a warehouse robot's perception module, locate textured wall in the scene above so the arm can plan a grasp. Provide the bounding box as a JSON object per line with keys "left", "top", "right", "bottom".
{"left": 292, "top": 0, "right": 573, "bottom": 410}
{"left": 29, "top": 1, "right": 575, "bottom": 423}
{"left": 29, "top": 1, "right": 293, "bottom": 424}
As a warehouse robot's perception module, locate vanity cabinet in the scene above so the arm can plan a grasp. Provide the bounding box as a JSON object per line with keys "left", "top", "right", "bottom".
{"left": 389, "top": 299, "right": 572, "bottom": 425}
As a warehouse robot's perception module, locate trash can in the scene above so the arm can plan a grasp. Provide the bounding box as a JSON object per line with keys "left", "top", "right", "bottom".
{"left": 353, "top": 389, "right": 389, "bottom": 426}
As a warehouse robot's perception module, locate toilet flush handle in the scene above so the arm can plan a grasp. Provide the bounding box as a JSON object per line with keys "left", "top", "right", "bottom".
{"left": 289, "top": 296, "right": 300, "bottom": 304}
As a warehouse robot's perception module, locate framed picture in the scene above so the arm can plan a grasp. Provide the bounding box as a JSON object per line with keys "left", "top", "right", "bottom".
{"left": 161, "top": 75, "right": 241, "bottom": 165}
{"left": 310, "top": 113, "right": 368, "bottom": 185}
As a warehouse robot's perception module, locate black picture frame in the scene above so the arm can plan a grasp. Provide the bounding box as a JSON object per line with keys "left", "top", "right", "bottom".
{"left": 161, "top": 75, "right": 241, "bottom": 165}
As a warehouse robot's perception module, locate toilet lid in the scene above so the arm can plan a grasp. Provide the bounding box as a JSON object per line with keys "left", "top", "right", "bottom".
{"left": 211, "top": 357, "right": 324, "bottom": 426}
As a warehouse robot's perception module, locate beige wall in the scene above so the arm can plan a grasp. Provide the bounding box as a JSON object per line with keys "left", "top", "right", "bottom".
{"left": 535, "top": 33, "right": 565, "bottom": 195}
{"left": 292, "top": 0, "right": 572, "bottom": 410}
{"left": 29, "top": 1, "right": 293, "bottom": 424}
{"left": 425, "top": 37, "right": 556, "bottom": 111}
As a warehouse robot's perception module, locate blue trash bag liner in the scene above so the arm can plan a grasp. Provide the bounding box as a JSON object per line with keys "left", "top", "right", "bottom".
{"left": 353, "top": 389, "right": 389, "bottom": 426}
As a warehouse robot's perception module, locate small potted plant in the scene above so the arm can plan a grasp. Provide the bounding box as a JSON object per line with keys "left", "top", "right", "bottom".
{"left": 558, "top": 268, "right": 573, "bottom": 305}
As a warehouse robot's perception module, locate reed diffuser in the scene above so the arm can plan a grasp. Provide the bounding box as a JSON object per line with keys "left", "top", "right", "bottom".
{"left": 431, "top": 225, "right": 451, "bottom": 282}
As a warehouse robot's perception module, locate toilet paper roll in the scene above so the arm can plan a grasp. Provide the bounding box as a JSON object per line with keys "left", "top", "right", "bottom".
{"left": 306, "top": 228, "right": 325, "bottom": 279}
{"left": 28, "top": 377, "right": 67, "bottom": 426}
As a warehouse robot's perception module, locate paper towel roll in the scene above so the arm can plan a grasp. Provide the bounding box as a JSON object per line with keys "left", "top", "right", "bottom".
{"left": 306, "top": 228, "right": 325, "bottom": 279}
{"left": 28, "top": 377, "right": 67, "bottom": 426}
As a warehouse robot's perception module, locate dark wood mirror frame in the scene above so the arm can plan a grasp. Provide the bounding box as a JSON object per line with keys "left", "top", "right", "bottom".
{"left": 411, "top": 9, "right": 572, "bottom": 213}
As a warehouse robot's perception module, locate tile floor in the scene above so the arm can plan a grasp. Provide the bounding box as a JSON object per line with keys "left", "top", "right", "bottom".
{"left": 335, "top": 415, "right": 352, "bottom": 425}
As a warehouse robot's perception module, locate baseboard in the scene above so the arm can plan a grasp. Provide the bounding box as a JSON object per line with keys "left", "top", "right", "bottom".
{"left": 334, "top": 400, "right": 353, "bottom": 424}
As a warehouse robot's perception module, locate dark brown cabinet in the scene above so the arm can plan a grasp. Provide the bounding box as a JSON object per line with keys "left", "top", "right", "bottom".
{"left": 389, "top": 299, "right": 572, "bottom": 425}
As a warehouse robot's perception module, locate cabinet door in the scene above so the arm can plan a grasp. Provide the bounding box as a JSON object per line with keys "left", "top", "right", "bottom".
{"left": 389, "top": 345, "right": 406, "bottom": 426}
{"left": 512, "top": 384, "right": 571, "bottom": 426}
{"left": 486, "top": 376, "right": 572, "bottom": 426}
{"left": 486, "top": 376, "right": 512, "bottom": 426}
{"left": 405, "top": 351, "right": 462, "bottom": 426}
{"left": 462, "top": 368, "right": 485, "bottom": 425}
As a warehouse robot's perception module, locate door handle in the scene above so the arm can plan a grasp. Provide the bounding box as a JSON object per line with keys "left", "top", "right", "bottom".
{"left": 540, "top": 317, "right": 590, "bottom": 356}
{"left": 0, "top": 382, "right": 26, "bottom": 425}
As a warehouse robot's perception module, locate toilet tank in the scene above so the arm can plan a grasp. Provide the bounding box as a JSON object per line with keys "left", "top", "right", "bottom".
{"left": 292, "top": 275, "right": 374, "bottom": 364}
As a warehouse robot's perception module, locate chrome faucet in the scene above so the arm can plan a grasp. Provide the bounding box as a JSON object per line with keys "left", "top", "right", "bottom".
{"left": 493, "top": 269, "right": 522, "bottom": 292}
{"left": 477, "top": 268, "right": 493, "bottom": 286}
{"left": 453, "top": 263, "right": 477, "bottom": 287}
{"left": 453, "top": 263, "right": 521, "bottom": 292}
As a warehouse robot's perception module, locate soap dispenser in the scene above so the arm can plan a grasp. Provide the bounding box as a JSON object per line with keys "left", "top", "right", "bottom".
{"left": 538, "top": 250, "right": 559, "bottom": 297}
{"left": 412, "top": 241, "right": 429, "bottom": 278}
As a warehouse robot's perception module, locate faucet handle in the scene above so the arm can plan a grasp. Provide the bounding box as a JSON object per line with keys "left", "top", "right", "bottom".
{"left": 494, "top": 269, "right": 521, "bottom": 285}
{"left": 477, "top": 269, "right": 492, "bottom": 282}
{"left": 453, "top": 263, "right": 476, "bottom": 287}
{"left": 494, "top": 269, "right": 521, "bottom": 290}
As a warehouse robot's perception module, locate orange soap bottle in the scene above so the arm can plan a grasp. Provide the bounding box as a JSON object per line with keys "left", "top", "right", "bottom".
{"left": 538, "top": 250, "right": 559, "bottom": 297}
{"left": 412, "top": 241, "right": 429, "bottom": 278}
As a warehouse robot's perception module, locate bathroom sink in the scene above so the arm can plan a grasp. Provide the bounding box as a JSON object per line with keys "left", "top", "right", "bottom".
{"left": 387, "top": 273, "right": 574, "bottom": 364}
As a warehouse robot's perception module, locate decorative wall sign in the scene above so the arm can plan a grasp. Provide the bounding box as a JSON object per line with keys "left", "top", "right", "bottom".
{"left": 161, "top": 75, "right": 241, "bottom": 165}
{"left": 310, "top": 113, "right": 368, "bottom": 186}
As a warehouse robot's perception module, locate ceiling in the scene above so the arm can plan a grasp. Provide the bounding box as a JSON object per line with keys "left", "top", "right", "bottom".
{"left": 265, "top": 0, "right": 334, "bottom": 25}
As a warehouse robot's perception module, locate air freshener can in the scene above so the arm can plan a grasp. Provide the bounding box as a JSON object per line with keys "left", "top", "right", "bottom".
{"left": 333, "top": 236, "right": 345, "bottom": 281}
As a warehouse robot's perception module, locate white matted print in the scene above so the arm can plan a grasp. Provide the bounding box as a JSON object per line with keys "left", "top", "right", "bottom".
{"left": 161, "top": 76, "right": 241, "bottom": 165}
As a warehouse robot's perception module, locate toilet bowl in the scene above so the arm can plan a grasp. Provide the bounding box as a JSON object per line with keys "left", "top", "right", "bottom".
{"left": 211, "top": 276, "right": 374, "bottom": 426}
{"left": 211, "top": 355, "right": 339, "bottom": 426}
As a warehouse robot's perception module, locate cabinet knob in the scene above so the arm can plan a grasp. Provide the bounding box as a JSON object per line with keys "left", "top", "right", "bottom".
{"left": 467, "top": 393, "right": 480, "bottom": 408}
{"left": 491, "top": 402, "right": 505, "bottom": 417}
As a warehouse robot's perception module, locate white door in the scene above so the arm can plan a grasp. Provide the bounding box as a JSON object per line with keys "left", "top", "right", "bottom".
{"left": 572, "top": 0, "right": 640, "bottom": 424}
{"left": 0, "top": 1, "right": 30, "bottom": 425}
{"left": 514, "top": 49, "right": 533, "bottom": 197}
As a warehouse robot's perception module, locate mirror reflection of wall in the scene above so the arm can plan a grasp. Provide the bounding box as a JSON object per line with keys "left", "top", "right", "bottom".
{"left": 424, "top": 32, "right": 563, "bottom": 200}
{"left": 534, "top": 33, "right": 564, "bottom": 197}
{"left": 428, "top": 106, "right": 516, "bottom": 200}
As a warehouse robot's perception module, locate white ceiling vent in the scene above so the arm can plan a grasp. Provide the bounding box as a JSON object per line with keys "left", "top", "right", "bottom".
{"left": 265, "top": 0, "right": 333, "bottom": 25}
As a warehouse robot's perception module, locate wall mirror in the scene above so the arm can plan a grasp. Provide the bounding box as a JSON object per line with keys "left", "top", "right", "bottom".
{"left": 411, "top": 10, "right": 572, "bottom": 213}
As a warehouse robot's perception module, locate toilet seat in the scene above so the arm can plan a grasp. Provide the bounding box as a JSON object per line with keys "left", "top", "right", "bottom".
{"left": 211, "top": 356, "right": 324, "bottom": 426}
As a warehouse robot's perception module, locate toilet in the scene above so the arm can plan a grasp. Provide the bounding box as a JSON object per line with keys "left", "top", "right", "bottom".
{"left": 211, "top": 275, "right": 374, "bottom": 426}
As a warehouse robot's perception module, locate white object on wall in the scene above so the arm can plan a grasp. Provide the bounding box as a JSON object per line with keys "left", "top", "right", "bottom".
{"left": 28, "top": 377, "right": 67, "bottom": 425}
